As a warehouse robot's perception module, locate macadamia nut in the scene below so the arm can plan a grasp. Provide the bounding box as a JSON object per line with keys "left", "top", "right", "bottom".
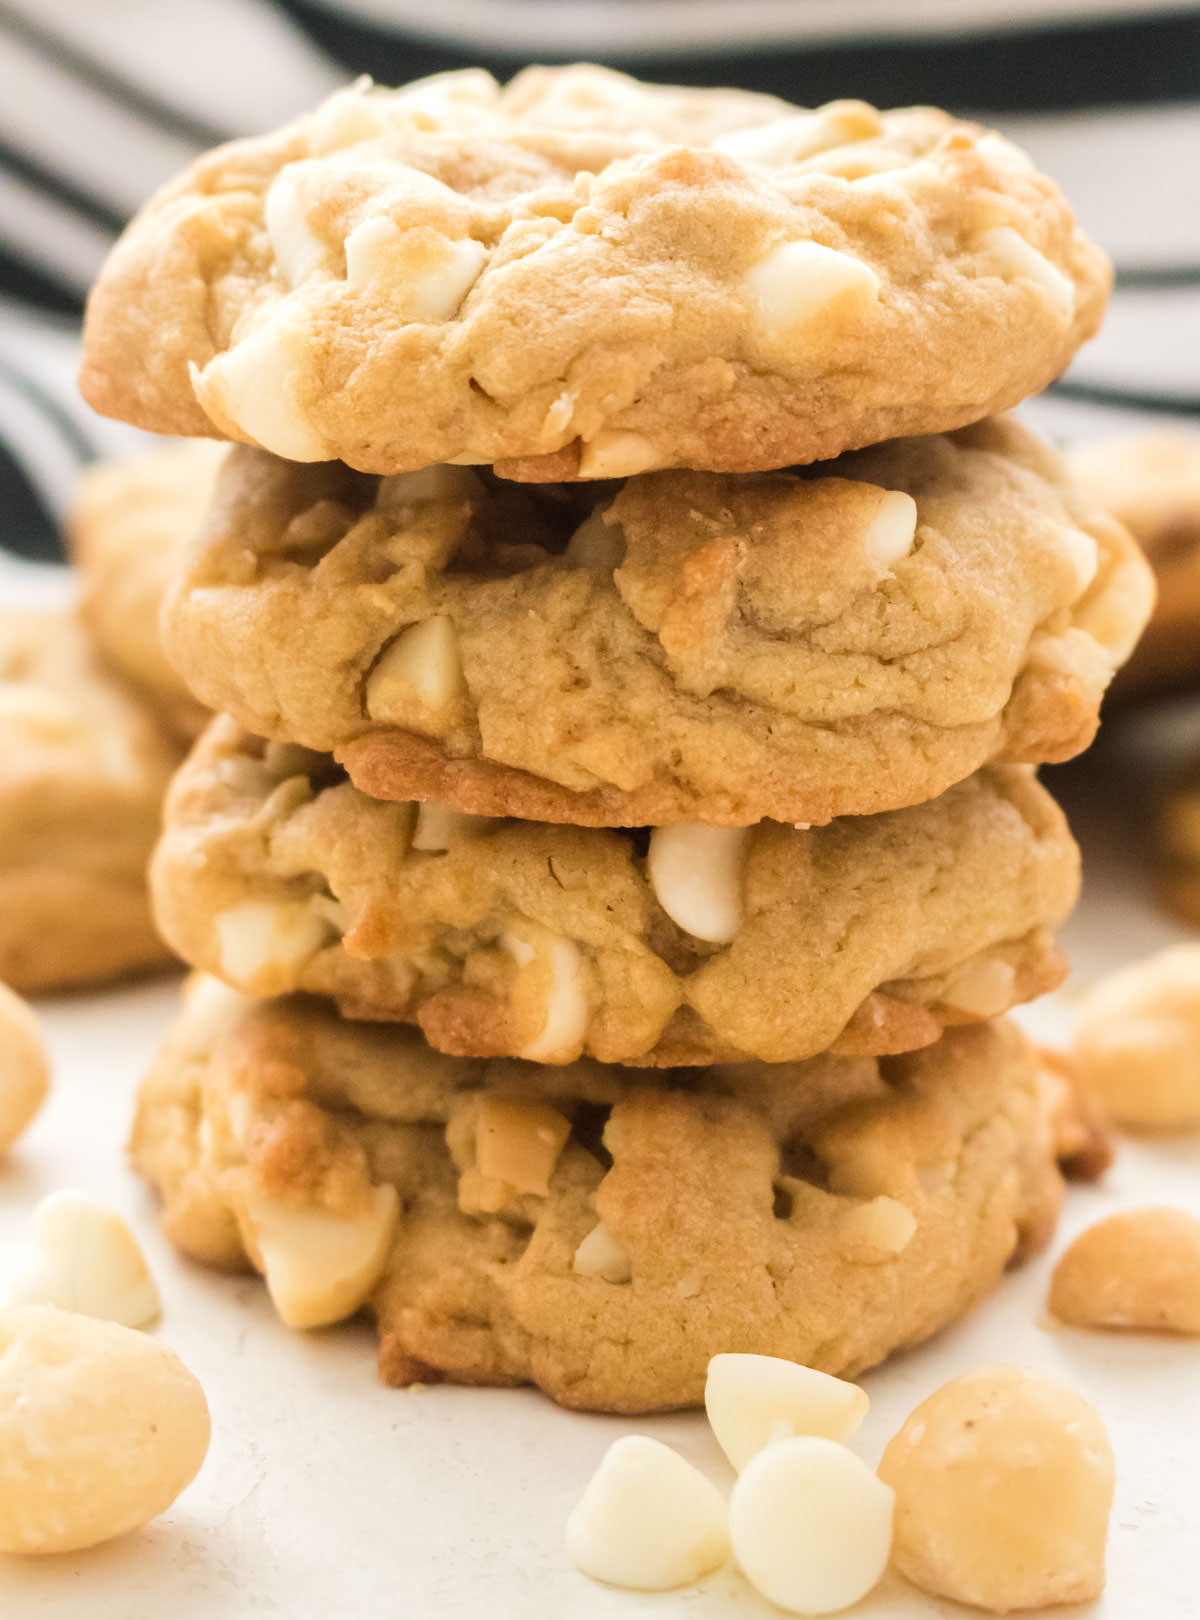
{"left": 1050, "top": 1206, "right": 1200, "bottom": 1333}
{"left": 0, "top": 1305, "right": 209, "bottom": 1553}
{"left": 0, "top": 981, "right": 49, "bottom": 1152}
{"left": 879, "top": 1365, "right": 1113, "bottom": 1612}
{"left": 1073, "top": 946, "right": 1200, "bottom": 1128}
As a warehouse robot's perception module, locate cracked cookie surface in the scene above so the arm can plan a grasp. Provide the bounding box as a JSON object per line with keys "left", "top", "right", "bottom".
{"left": 164, "top": 418, "right": 1151, "bottom": 827}
{"left": 81, "top": 65, "right": 1109, "bottom": 479}
{"left": 132, "top": 980, "right": 1064, "bottom": 1411}
{"left": 151, "top": 719, "right": 1078, "bottom": 1065}
{"left": 0, "top": 609, "right": 179, "bottom": 992}
{"left": 69, "top": 440, "right": 225, "bottom": 740}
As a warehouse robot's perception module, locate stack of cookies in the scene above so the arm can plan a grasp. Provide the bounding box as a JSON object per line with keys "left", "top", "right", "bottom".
{"left": 78, "top": 66, "right": 1153, "bottom": 1411}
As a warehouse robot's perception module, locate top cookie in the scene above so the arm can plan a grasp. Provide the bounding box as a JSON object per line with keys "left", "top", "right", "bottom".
{"left": 69, "top": 440, "right": 225, "bottom": 740}
{"left": 80, "top": 65, "right": 1109, "bottom": 479}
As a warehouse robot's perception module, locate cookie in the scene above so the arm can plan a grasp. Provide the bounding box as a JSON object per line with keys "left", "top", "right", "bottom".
{"left": 1069, "top": 432, "right": 1196, "bottom": 702}
{"left": 1156, "top": 757, "right": 1200, "bottom": 927}
{"left": 0, "top": 609, "right": 179, "bottom": 992}
{"left": 151, "top": 718, "right": 1078, "bottom": 1065}
{"left": 80, "top": 65, "right": 1109, "bottom": 479}
{"left": 131, "top": 978, "right": 1064, "bottom": 1411}
{"left": 68, "top": 440, "right": 225, "bottom": 740}
{"left": 163, "top": 418, "right": 1150, "bottom": 828}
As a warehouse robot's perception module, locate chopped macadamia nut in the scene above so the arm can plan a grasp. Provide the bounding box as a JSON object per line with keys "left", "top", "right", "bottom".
{"left": 0, "top": 1306, "right": 209, "bottom": 1553}
{"left": 879, "top": 1365, "right": 1114, "bottom": 1612}
{"left": 475, "top": 1096, "right": 571, "bottom": 1200}
{"left": 7, "top": 1190, "right": 160, "bottom": 1328}
{"left": 502, "top": 923, "right": 592, "bottom": 1063}
{"left": 576, "top": 431, "right": 660, "bottom": 480}
{"left": 730, "top": 1435, "right": 893, "bottom": 1615}
{"left": 705, "top": 1355, "right": 868, "bottom": 1473}
{"left": 1074, "top": 946, "right": 1200, "bottom": 1128}
{"left": 0, "top": 981, "right": 49, "bottom": 1152}
{"left": 566, "top": 1435, "right": 729, "bottom": 1590}
{"left": 572, "top": 1221, "right": 632, "bottom": 1283}
{"left": 364, "top": 616, "right": 466, "bottom": 734}
{"left": 1050, "top": 1206, "right": 1200, "bottom": 1333}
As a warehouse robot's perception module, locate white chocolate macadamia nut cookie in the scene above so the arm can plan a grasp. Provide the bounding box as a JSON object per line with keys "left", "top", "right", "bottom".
{"left": 132, "top": 989, "right": 1066, "bottom": 1411}
{"left": 80, "top": 66, "right": 1109, "bottom": 478}
{"left": 0, "top": 609, "right": 179, "bottom": 993}
{"left": 151, "top": 720, "right": 1079, "bottom": 1066}
{"left": 161, "top": 418, "right": 1151, "bottom": 828}
{"left": 68, "top": 440, "right": 225, "bottom": 740}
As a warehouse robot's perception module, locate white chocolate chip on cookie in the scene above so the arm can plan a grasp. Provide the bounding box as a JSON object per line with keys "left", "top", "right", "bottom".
{"left": 567, "top": 1435, "right": 730, "bottom": 1591}
{"left": 714, "top": 104, "right": 881, "bottom": 165}
{"left": 264, "top": 168, "right": 328, "bottom": 288}
{"left": 747, "top": 240, "right": 879, "bottom": 343}
{"left": 365, "top": 616, "right": 466, "bottom": 734}
{"left": 503, "top": 922, "right": 592, "bottom": 1063}
{"left": 0, "top": 982, "right": 49, "bottom": 1152}
{"left": 862, "top": 489, "right": 918, "bottom": 575}
{"left": 941, "top": 957, "right": 1017, "bottom": 1018}
{"left": 198, "top": 308, "right": 327, "bottom": 462}
{"left": 345, "top": 217, "right": 486, "bottom": 318}
{"left": 730, "top": 1435, "right": 893, "bottom": 1615}
{"left": 647, "top": 824, "right": 749, "bottom": 944}
{"left": 573, "top": 1221, "right": 633, "bottom": 1284}
{"left": 7, "top": 1190, "right": 160, "bottom": 1329}
{"left": 216, "top": 898, "right": 334, "bottom": 990}
{"left": 705, "top": 1354, "right": 869, "bottom": 1473}
{"left": 971, "top": 226, "right": 1075, "bottom": 318}
{"left": 236, "top": 1183, "right": 398, "bottom": 1329}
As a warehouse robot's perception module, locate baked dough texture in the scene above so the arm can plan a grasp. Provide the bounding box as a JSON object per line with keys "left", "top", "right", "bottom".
{"left": 1070, "top": 432, "right": 1196, "bottom": 702}
{"left": 0, "top": 609, "right": 179, "bottom": 992}
{"left": 68, "top": 440, "right": 225, "bottom": 739}
{"left": 150, "top": 718, "right": 1079, "bottom": 1066}
{"left": 131, "top": 980, "right": 1064, "bottom": 1411}
{"left": 80, "top": 65, "right": 1109, "bottom": 479}
{"left": 163, "top": 418, "right": 1151, "bottom": 827}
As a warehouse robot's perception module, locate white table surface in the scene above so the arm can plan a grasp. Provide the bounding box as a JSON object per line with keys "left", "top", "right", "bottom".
{"left": 0, "top": 724, "right": 1195, "bottom": 1620}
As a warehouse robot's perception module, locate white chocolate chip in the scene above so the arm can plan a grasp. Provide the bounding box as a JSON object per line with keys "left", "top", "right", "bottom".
{"left": 178, "top": 974, "right": 252, "bottom": 1053}
{"left": 7, "top": 1190, "right": 160, "bottom": 1329}
{"left": 345, "top": 217, "right": 486, "bottom": 319}
{"left": 573, "top": 1222, "right": 633, "bottom": 1283}
{"left": 705, "top": 1354, "right": 869, "bottom": 1473}
{"left": 503, "top": 923, "right": 592, "bottom": 1064}
{"left": 971, "top": 226, "right": 1075, "bottom": 319}
{"left": 0, "top": 1306, "right": 210, "bottom": 1555}
{"left": 364, "top": 616, "right": 466, "bottom": 734}
{"left": 941, "top": 957, "right": 1017, "bottom": 1018}
{"left": 747, "top": 240, "right": 879, "bottom": 343}
{"left": 199, "top": 308, "right": 327, "bottom": 461}
{"left": 215, "top": 898, "right": 333, "bottom": 991}
{"left": 840, "top": 1195, "right": 917, "bottom": 1257}
{"left": 566, "top": 1435, "right": 730, "bottom": 1591}
{"left": 730, "top": 1436, "right": 894, "bottom": 1615}
{"left": 237, "top": 1183, "right": 398, "bottom": 1330}
{"left": 474, "top": 1095, "right": 571, "bottom": 1199}
{"left": 577, "top": 430, "right": 660, "bottom": 480}
{"left": 862, "top": 489, "right": 918, "bottom": 575}
{"left": 264, "top": 168, "right": 327, "bottom": 288}
{"left": 0, "top": 982, "right": 49, "bottom": 1153}
{"left": 564, "top": 508, "right": 626, "bottom": 574}
{"left": 378, "top": 464, "right": 480, "bottom": 508}
{"left": 646, "top": 824, "right": 750, "bottom": 945}
{"left": 714, "top": 105, "right": 880, "bottom": 166}
{"left": 1062, "top": 527, "right": 1100, "bottom": 594}
{"left": 411, "top": 799, "right": 497, "bottom": 851}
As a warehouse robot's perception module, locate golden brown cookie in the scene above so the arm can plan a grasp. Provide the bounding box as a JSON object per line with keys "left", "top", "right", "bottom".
{"left": 81, "top": 66, "right": 1108, "bottom": 479}
{"left": 131, "top": 978, "right": 1064, "bottom": 1411}
{"left": 151, "top": 718, "right": 1078, "bottom": 1065}
{"left": 0, "top": 609, "right": 179, "bottom": 992}
{"left": 162, "top": 418, "right": 1150, "bottom": 828}
{"left": 1069, "top": 432, "right": 1197, "bottom": 701}
{"left": 68, "top": 440, "right": 225, "bottom": 740}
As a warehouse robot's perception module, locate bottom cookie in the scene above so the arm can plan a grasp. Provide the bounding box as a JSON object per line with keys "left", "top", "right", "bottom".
{"left": 134, "top": 978, "right": 1073, "bottom": 1413}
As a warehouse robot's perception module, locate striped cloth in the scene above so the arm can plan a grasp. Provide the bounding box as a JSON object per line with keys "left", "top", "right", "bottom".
{"left": 0, "top": 0, "right": 1196, "bottom": 561}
